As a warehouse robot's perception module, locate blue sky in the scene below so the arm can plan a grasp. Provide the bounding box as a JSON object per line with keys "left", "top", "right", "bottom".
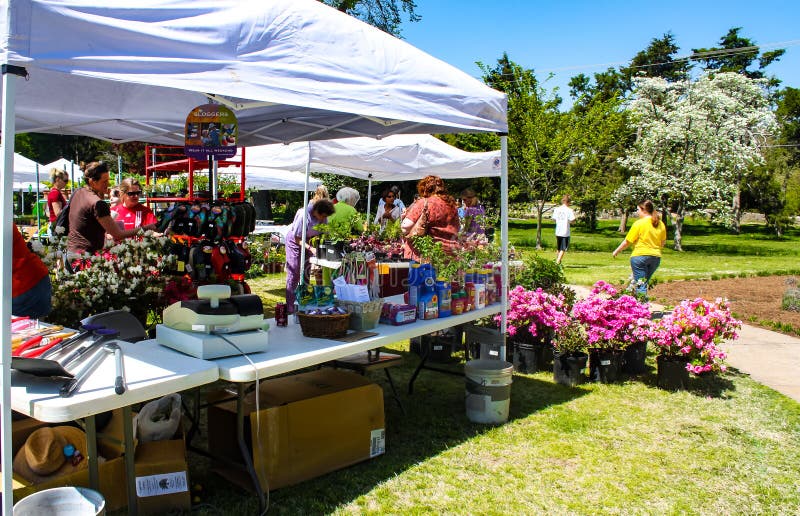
{"left": 402, "top": 0, "right": 800, "bottom": 102}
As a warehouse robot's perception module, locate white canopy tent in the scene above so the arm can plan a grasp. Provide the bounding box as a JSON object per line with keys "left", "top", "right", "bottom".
{"left": 10, "top": 152, "right": 44, "bottom": 187}
{"left": 219, "top": 165, "right": 322, "bottom": 192}
{"left": 0, "top": 1, "right": 508, "bottom": 510}
{"left": 242, "top": 134, "right": 502, "bottom": 214}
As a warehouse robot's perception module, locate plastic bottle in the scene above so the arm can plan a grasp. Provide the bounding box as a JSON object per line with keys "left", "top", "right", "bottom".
{"left": 486, "top": 275, "right": 497, "bottom": 304}
{"left": 407, "top": 263, "right": 421, "bottom": 307}
{"left": 464, "top": 282, "right": 475, "bottom": 312}
{"left": 435, "top": 278, "right": 452, "bottom": 317}
{"left": 451, "top": 292, "right": 465, "bottom": 315}
{"left": 464, "top": 269, "right": 475, "bottom": 285}
{"left": 474, "top": 283, "right": 486, "bottom": 309}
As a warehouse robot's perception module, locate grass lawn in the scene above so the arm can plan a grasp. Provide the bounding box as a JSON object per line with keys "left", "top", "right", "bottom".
{"left": 186, "top": 343, "right": 800, "bottom": 515}
{"left": 179, "top": 220, "right": 800, "bottom": 514}
{"left": 509, "top": 218, "right": 800, "bottom": 286}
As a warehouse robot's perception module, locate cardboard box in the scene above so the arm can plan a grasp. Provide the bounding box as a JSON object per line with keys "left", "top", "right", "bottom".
{"left": 208, "top": 368, "right": 385, "bottom": 491}
{"left": 133, "top": 417, "right": 191, "bottom": 515}
{"left": 2, "top": 413, "right": 127, "bottom": 511}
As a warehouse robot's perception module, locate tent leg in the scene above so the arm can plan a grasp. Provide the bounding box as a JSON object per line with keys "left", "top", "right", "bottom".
{"left": 1, "top": 63, "right": 23, "bottom": 516}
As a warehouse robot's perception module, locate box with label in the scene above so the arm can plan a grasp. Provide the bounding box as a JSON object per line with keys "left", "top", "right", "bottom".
{"left": 208, "top": 368, "right": 385, "bottom": 491}
{"left": 134, "top": 422, "right": 191, "bottom": 515}
{"left": 2, "top": 412, "right": 127, "bottom": 511}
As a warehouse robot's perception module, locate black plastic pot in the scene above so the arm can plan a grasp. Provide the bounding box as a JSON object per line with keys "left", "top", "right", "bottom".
{"left": 512, "top": 339, "right": 552, "bottom": 374}
{"left": 588, "top": 348, "right": 624, "bottom": 383}
{"left": 553, "top": 352, "right": 588, "bottom": 387}
{"left": 324, "top": 240, "right": 346, "bottom": 261}
{"left": 622, "top": 341, "right": 648, "bottom": 375}
{"left": 657, "top": 354, "right": 689, "bottom": 390}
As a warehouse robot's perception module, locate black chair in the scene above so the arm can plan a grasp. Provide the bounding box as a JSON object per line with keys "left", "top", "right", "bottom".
{"left": 81, "top": 310, "right": 148, "bottom": 343}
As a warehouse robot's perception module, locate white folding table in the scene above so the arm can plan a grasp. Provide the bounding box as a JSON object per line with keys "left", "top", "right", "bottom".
{"left": 10, "top": 339, "right": 219, "bottom": 514}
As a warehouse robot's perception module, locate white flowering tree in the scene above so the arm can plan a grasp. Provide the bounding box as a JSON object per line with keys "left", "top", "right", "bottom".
{"left": 617, "top": 72, "right": 776, "bottom": 249}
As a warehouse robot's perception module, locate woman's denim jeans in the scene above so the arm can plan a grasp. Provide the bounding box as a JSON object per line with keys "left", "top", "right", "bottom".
{"left": 630, "top": 255, "right": 661, "bottom": 296}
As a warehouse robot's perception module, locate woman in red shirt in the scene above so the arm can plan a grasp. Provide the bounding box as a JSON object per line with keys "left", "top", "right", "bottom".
{"left": 111, "top": 178, "right": 157, "bottom": 231}
{"left": 401, "top": 175, "right": 459, "bottom": 261}
{"left": 46, "top": 168, "right": 68, "bottom": 234}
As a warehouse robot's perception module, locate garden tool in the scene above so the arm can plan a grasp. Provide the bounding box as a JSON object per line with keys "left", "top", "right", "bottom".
{"left": 60, "top": 328, "right": 120, "bottom": 370}
{"left": 39, "top": 324, "right": 105, "bottom": 360}
{"left": 60, "top": 346, "right": 108, "bottom": 398}
{"left": 12, "top": 324, "right": 64, "bottom": 347}
{"left": 12, "top": 332, "right": 76, "bottom": 358}
{"left": 105, "top": 343, "right": 127, "bottom": 395}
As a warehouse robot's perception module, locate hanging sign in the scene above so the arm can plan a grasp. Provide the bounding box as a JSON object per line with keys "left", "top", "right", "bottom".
{"left": 184, "top": 104, "right": 238, "bottom": 159}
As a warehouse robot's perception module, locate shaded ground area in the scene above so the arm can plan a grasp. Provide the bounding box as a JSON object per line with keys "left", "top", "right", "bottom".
{"left": 651, "top": 275, "right": 800, "bottom": 335}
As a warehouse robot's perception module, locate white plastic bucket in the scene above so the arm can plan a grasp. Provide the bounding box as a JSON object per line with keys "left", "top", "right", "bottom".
{"left": 13, "top": 487, "right": 106, "bottom": 516}
{"left": 465, "top": 359, "right": 513, "bottom": 423}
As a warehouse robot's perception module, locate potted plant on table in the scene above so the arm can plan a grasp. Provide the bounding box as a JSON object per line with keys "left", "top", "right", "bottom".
{"left": 552, "top": 321, "right": 589, "bottom": 386}
{"left": 496, "top": 285, "right": 570, "bottom": 374}
{"left": 648, "top": 297, "right": 741, "bottom": 390}
{"left": 571, "top": 280, "right": 651, "bottom": 382}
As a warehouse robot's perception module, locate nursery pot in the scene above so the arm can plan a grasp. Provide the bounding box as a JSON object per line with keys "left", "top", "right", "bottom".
{"left": 588, "top": 348, "right": 624, "bottom": 383}
{"left": 553, "top": 351, "right": 588, "bottom": 387}
{"left": 622, "top": 341, "right": 648, "bottom": 375}
{"left": 657, "top": 354, "right": 689, "bottom": 390}
{"left": 511, "top": 333, "right": 552, "bottom": 374}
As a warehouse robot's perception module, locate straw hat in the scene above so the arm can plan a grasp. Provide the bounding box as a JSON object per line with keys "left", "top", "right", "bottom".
{"left": 13, "top": 426, "right": 89, "bottom": 484}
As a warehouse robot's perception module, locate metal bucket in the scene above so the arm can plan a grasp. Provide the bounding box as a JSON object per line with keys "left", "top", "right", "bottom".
{"left": 13, "top": 487, "right": 106, "bottom": 516}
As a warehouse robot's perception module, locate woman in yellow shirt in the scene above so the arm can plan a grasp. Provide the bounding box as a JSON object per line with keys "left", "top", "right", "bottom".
{"left": 612, "top": 200, "right": 667, "bottom": 297}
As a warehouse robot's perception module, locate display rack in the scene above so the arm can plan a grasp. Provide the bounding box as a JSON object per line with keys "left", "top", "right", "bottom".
{"left": 143, "top": 145, "right": 247, "bottom": 204}
{"left": 143, "top": 146, "right": 255, "bottom": 289}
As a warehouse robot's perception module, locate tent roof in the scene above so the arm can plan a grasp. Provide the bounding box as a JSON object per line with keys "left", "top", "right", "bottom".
{"left": 10, "top": 152, "right": 45, "bottom": 184}
{"left": 216, "top": 166, "right": 322, "bottom": 192}
{"left": 241, "top": 135, "right": 501, "bottom": 181}
{"left": 1, "top": 0, "right": 507, "bottom": 146}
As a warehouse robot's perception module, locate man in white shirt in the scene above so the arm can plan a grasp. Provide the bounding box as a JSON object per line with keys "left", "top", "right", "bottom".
{"left": 552, "top": 195, "right": 576, "bottom": 265}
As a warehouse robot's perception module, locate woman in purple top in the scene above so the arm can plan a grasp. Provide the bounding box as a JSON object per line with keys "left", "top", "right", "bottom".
{"left": 284, "top": 199, "right": 335, "bottom": 310}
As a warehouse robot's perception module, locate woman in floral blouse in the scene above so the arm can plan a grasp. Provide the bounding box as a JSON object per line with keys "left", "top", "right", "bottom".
{"left": 401, "top": 175, "right": 459, "bottom": 261}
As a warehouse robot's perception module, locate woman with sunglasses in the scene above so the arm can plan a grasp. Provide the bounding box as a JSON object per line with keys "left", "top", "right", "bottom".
{"left": 68, "top": 163, "right": 155, "bottom": 258}
{"left": 111, "top": 178, "right": 157, "bottom": 231}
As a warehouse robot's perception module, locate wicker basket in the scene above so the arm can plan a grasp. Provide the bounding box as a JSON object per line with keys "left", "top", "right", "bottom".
{"left": 337, "top": 299, "right": 384, "bottom": 331}
{"left": 297, "top": 312, "right": 351, "bottom": 338}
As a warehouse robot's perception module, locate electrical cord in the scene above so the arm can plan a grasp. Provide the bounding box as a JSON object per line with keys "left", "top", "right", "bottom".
{"left": 213, "top": 331, "right": 270, "bottom": 516}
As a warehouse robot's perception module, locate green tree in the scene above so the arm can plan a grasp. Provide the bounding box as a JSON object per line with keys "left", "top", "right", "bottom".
{"left": 620, "top": 32, "right": 692, "bottom": 86}
{"left": 567, "top": 95, "right": 631, "bottom": 231}
{"left": 480, "top": 54, "right": 581, "bottom": 249}
{"left": 320, "top": 0, "right": 419, "bottom": 36}
{"left": 691, "top": 27, "right": 785, "bottom": 86}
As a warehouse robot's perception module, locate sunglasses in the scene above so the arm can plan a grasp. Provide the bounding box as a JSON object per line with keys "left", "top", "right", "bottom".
{"left": 126, "top": 191, "right": 142, "bottom": 196}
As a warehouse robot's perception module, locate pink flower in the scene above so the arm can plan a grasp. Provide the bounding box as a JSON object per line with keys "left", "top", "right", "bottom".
{"left": 650, "top": 298, "right": 740, "bottom": 375}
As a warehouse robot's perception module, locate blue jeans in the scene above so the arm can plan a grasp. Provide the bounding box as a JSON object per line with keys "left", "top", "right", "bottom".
{"left": 12, "top": 275, "right": 52, "bottom": 319}
{"left": 630, "top": 256, "right": 661, "bottom": 297}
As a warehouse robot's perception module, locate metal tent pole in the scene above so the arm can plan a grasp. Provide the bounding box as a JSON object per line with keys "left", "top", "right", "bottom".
{"left": 1, "top": 62, "right": 25, "bottom": 516}
{"left": 500, "top": 135, "right": 509, "bottom": 360}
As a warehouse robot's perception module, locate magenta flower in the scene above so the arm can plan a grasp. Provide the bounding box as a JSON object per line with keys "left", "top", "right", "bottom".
{"left": 571, "top": 281, "right": 651, "bottom": 350}
{"left": 495, "top": 286, "right": 570, "bottom": 342}
{"left": 649, "top": 297, "right": 741, "bottom": 375}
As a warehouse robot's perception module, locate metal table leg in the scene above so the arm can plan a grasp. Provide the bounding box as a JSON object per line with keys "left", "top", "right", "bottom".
{"left": 236, "top": 383, "right": 265, "bottom": 511}
{"left": 85, "top": 415, "right": 98, "bottom": 489}
{"left": 123, "top": 404, "right": 137, "bottom": 515}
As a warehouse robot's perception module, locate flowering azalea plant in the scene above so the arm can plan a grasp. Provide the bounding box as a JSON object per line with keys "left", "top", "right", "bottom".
{"left": 647, "top": 297, "right": 741, "bottom": 374}
{"left": 553, "top": 320, "right": 588, "bottom": 356}
{"left": 496, "top": 285, "right": 570, "bottom": 342}
{"left": 39, "top": 233, "right": 176, "bottom": 327}
{"left": 571, "top": 280, "right": 651, "bottom": 350}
